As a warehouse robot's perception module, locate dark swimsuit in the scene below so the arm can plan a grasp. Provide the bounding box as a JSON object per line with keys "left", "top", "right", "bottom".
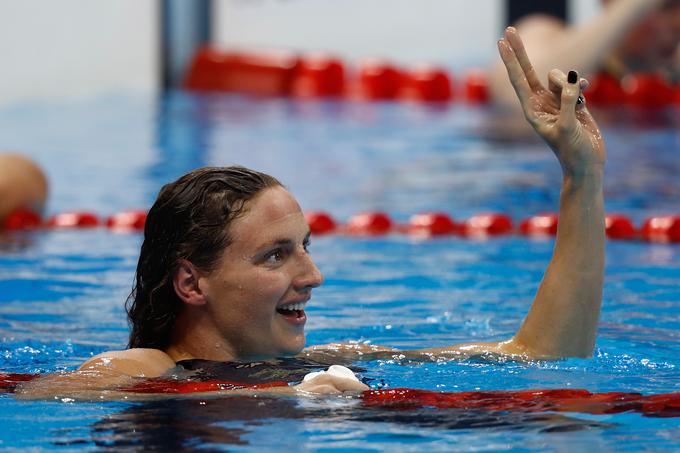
{"left": 176, "top": 358, "right": 365, "bottom": 385}
{"left": 506, "top": 0, "right": 568, "bottom": 26}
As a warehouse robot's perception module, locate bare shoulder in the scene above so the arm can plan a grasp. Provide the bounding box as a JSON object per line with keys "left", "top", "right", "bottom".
{"left": 79, "top": 348, "right": 176, "bottom": 378}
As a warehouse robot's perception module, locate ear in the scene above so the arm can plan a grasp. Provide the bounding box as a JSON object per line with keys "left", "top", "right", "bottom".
{"left": 173, "top": 259, "right": 207, "bottom": 306}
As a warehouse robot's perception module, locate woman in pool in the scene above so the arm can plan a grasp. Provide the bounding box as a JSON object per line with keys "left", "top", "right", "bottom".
{"left": 19, "top": 28, "right": 606, "bottom": 397}
{"left": 490, "top": 0, "right": 680, "bottom": 108}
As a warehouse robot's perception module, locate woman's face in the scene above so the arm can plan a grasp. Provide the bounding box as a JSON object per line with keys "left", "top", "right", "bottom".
{"left": 198, "top": 186, "right": 324, "bottom": 360}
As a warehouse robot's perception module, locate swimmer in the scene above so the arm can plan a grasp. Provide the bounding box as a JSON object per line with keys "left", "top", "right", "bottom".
{"left": 17, "top": 29, "right": 605, "bottom": 399}
{"left": 0, "top": 153, "right": 48, "bottom": 227}
{"left": 490, "top": 0, "right": 680, "bottom": 108}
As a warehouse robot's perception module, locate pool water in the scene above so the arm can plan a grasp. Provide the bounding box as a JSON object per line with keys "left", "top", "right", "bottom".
{"left": 0, "top": 93, "right": 679, "bottom": 451}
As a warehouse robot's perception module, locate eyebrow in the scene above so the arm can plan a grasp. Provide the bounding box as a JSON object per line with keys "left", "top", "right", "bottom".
{"left": 255, "top": 229, "right": 311, "bottom": 254}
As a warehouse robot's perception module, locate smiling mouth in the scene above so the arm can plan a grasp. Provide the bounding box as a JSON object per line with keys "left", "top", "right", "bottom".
{"left": 276, "top": 302, "right": 306, "bottom": 319}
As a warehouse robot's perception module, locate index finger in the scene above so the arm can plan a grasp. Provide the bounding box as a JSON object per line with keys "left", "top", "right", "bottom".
{"left": 505, "top": 27, "right": 544, "bottom": 92}
{"left": 497, "top": 39, "right": 532, "bottom": 105}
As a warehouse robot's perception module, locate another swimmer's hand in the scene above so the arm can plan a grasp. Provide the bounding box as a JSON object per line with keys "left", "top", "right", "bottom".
{"left": 498, "top": 27, "right": 606, "bottom": 179}
{"left": 294, "top": 365, "right": 369, "bottom": 395}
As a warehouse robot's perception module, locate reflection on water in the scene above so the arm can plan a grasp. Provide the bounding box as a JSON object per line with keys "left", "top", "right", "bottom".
{"left": 70, "top": 396, "right": 612, "bottom": 450}
{"left": 0, "top": 231, "right": 36, "bottom": 253}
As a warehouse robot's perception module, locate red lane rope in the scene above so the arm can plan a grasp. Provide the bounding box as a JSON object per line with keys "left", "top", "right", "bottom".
{"left": 0, "top": 372, "right": 40, "bottom": 392}
{"left": 315, "top": 211, "right": 680, "bottom": 242}
{"left": 121, "top": 379, "right": 289, "bottom": 394}
{"left": 182, "top": 46, "right": 680, "bottom": 108}
{"left": 3, "top": 209, "right": 680, "bottom": 243}
{"left": 2, "top": 372, "right": 679, "bottom": 417}
{"left": 363, "top": 388, "right": 680, "bottom": 418}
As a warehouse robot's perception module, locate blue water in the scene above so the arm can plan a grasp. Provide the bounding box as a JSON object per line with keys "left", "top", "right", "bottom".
{"left": 0, "top": 93, "right": 679, "bottom": 451}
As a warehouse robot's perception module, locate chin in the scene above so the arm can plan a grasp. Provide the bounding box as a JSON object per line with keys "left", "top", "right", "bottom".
{"left": 278, "top": 336, "right": 306, "bottom": 357}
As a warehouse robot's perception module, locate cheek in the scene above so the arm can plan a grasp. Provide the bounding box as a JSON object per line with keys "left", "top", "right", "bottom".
{"left": 243, "top": 269, "right": 290, "bottom": 310}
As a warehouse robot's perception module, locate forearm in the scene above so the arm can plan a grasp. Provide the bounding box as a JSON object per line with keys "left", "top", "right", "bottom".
{"left": 332, "top": 173, "right": 604, "bottom": 360}
{"left": 513, "top": 167, "right": 605, "bottom": 357}
{"left": 14, "top": 370, "right": 301, "bottom": 401}
{"left": 14, "top": 370, "right": 137, "bottom": 401}
{"left": 302, "top": 342, "right": 399, "bottom": 363}
{"left": 305, "top": 341, "right": 505, "bottom": 362}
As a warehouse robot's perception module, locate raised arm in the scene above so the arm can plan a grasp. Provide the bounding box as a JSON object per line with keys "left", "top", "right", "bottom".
{"left": 426, "top": 27, "right": 605, "bottom": 359}
{"left": 418, "top": 28, "right": 605, "bottom": 359}
{"left": 491, "top": 27, "right": 605, "bottom": 358}
{"left": 305, "top": 27, "right": 605, "bottom": 362}
{"left": 488, "top": 0, "right": 666, "bottom": 108}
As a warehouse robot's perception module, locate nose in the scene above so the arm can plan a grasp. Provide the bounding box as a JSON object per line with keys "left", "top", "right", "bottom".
{"left": 293, "top": 251, "right": 324, "bottom": 291}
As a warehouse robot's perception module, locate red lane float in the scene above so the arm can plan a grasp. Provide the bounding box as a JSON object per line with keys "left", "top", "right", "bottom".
{"left": 184, "top": 47, "right": 300, "bottom": 96}
{"left": 605, "top": 214, "right": 636, "bottom": 240}
{"left": 404, "top": 66, "right": 453, "bottom": 102}
{"left": 463, "top": 70, "right": 490, "bottom": 104}
{"left": 587, "top": 73, "right": 626, "bottom": 107}
{"left": 306, "top": 211, "right": 337, "bottom": 235}
{"left": 359, "top": 61, "right": 404, "bottom": 100}
{"left": 47, "top": 212, "right": 99, "bottom": 228}
{"left": 346, "top": 211, "right": 393, "bottom": 235}
{"left": 106, "top": 210, "right": 148, "bottom": 231}
{"left": 519, "top": 213, "right": 559, "bottom": 236}
{"left": 463, "top": 213, "right": 513, "bottom": 236}
{"left": 623, "top": 73, "right": 674, "bottom": 109}
{"left": 408, "top": 212, "right": 457, "bottom": 236}
{"left": 293, "top": 54, "right": 345, "bottom": 97}
{"left": 641, "top": 216, "right": 680, "bottom": 243}
{"left": 1, "top": 208, "right": 42, "bottom": 230}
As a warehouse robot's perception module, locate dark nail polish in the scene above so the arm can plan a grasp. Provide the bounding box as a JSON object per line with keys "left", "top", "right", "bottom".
{"left": 568, "top": 70, "right": 578, "bottom": 84}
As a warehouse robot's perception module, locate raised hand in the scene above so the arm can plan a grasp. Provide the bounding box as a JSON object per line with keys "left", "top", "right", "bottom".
{"left": 497, "top": 27, "right": 606, "bottom": 177}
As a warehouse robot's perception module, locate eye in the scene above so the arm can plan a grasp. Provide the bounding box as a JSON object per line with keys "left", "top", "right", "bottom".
{"left": 264, "top": 248, "right": 286, "bottom": 265}
{"left": 303, "top": 238, "right": 311, "bottom": 253}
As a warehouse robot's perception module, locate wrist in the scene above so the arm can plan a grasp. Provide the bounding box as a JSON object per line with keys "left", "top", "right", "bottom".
{"left": 562, "top": 165, "right": 604, "bottom": 191}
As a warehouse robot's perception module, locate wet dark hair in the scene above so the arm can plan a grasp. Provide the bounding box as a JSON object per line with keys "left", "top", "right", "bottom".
{"left": 126, "top": 166, "right": 282, "bottom": 349}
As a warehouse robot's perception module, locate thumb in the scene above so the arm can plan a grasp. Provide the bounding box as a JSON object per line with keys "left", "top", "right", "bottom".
{"left": 558, "top": 70, "right": 581, "bottom": 133}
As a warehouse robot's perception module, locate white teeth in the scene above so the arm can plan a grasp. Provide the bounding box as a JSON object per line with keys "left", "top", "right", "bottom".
{"left": 279, "top": 302, "right": 306, "bottom": 311}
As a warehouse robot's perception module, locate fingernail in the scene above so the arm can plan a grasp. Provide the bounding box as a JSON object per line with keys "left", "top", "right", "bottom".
{"left": 568, "top": 70, "right": 578, "bottom": 84}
